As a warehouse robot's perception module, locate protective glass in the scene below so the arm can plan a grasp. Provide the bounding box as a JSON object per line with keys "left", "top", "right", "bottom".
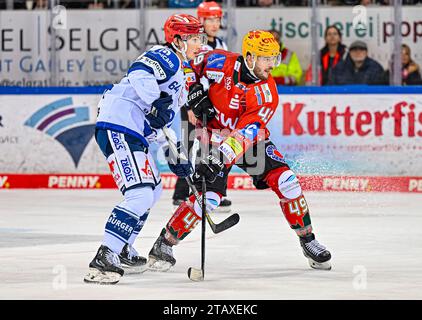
{"left": 184, "top": 33, "right": 208, "bottom": 46}
{"left": 257, "top": 54, "right": 281, "bottom": 66}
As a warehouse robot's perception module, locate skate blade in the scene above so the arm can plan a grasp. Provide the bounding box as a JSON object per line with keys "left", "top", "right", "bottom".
{"left": 83, "top": 268, "right": 122, "bottom": 285}
{"left": 121, "top": 264, "right": 148, "bottom": 275}
{"left": 307, "top": 258, "right": 332, "bottom": 271}
{"left": 147, "top": 257, "right": 173, "bottom": 272}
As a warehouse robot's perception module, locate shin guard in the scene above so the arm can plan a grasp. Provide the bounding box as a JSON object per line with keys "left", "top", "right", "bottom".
{"left": 265, "top": 167, "right": 313, "bottom": 237}
{"left": 165, "top": 197, "right": 201, "bottom": 245}
{"left": 164, "top": 192, "right": 221, "bottom": 245}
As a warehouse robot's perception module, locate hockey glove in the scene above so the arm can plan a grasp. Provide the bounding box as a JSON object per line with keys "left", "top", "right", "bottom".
{"left": 186, "top": 83, "right": 216, "bottom": 120}
{"left": 146, "top": 92, "right": 174, "bottom": 129}
{"left": 164, "top": 141, "right": 194, "bottom": 178}
{"left": 193, "top": 152, "right": 225, "bottom": 183}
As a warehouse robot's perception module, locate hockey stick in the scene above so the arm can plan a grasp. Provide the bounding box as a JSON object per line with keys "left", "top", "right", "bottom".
{"left": 187, "top": 172, "right": 207, "bottom": 282}
{"left": 162, "top": 126, "right": 240, "bottom": 235}
{"left": 188, "top": 114, "right": 208, "bottom": 282}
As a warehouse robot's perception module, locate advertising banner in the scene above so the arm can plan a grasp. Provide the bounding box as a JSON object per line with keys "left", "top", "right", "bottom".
{"left": 267, "top": 93, "right": 422, "bottom": 176}
{"left": 1, "top": 88, "right": 421, "bottom": 192}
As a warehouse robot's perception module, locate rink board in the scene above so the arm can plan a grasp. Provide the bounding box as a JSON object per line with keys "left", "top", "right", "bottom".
{"left": 0, "top": 86, "right": 421, "bottom": 192}
{"left": 0, "top": 173, "right": 422, "bottom": 193}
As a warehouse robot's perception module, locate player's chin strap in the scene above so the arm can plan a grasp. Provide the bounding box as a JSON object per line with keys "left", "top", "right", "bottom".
{"left": 172, "top": 41, "right": 188, "bottom": 62}
{"left": 245, "top": 54, "right": 259, "bottom": 79}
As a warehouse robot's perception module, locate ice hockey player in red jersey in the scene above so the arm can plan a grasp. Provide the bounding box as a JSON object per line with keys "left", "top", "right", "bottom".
{"left": 148, "top": 30, "right": 332, "bottom": 272}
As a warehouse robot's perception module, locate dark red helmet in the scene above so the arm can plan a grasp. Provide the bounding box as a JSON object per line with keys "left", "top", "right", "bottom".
{"left": 197, "top": 1, "right": 223, "bottom": 19}
{"left": 164, "top": 14, "right": 204, "bottom": 44}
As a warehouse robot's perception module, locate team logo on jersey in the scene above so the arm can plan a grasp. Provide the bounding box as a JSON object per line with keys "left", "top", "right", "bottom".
{"left": 207, "top": 53, "right": 226, "bottom": 69}
{"left": 265, "top": 145, "right": 285, "bottom": 163}
{"left": 229, "top": 94, "right": 240, "bottom": 109}
{"left": 24, "top": 97, "right": 95, "bottom": 168}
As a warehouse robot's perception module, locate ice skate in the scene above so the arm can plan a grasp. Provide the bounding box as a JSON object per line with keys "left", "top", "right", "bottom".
{"left": 119, "top": 244, "right": 148, "bottom": 274}
{"left": 84, "top": 245, "right": 124, "bottom": 284}
{"left": 213, "top": 198, "right": 232, "bottom": 213}
{"left": 300, "top": 233, "right": 332, "bottom": 271}
{"left": 147, "top": 228, "right": 176, "bottom": 272}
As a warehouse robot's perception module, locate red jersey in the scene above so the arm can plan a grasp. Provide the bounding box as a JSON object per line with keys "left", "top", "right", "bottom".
{"left": 191, "top": 49, "right": 279, "bottom": 138}
{"left": 190, "top": 49, "right": 279, "bottom": 165}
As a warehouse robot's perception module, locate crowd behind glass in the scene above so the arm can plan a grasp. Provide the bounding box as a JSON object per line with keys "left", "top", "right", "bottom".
{"left": 0, "top": 0, "right": 421, "bottom": 85}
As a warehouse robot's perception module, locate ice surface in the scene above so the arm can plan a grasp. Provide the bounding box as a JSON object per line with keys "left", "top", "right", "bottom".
{"left": 0, "top": 189, "right": 421, "bottom": 299}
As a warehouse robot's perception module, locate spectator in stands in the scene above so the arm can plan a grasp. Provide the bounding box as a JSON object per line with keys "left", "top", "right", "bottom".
{"left": 268, "top": 29, "right": 303, "bottom": 86}
{"left": 385, "top": 44, "right": 422, "bottom": 85}
{"left": 400, "top": 44, "right": 422, "bottom": 85}
{"left": 328, "top": 40, "right": 386, "bottom": 85}
{"left": 305, "top": 25, "right": 347, "bottom": 85}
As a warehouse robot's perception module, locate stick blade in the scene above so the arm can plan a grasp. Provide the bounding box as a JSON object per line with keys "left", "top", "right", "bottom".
{"left": 187, "top": 267, "right": 204, "bottom": 282}
{"left": 213, "top": 213, "right": 240, "bottom": 234}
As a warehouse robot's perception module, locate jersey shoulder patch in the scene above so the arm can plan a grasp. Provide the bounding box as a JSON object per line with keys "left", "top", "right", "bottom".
{"left": 127, "top": 46, "right": 180, "bottom": 81}
{"left": 250, "top": 80, "right": 278, "bottom": 107}
{"left": 206, "top": 52, "right": 227, "bottom": 70}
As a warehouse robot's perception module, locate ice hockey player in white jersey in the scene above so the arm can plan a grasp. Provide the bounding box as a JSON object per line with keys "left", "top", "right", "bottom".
{"left": 84, "top": 14, "right": 206, "bottom": 285}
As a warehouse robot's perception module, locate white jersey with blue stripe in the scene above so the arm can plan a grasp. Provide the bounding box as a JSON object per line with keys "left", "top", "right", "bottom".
{"left": 96, "top": 45, "right": 187, "bottom": 146}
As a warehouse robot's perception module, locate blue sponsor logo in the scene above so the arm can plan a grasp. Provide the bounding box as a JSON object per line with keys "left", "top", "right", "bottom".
{"left": 24, "top": 97, "right": 94, "bottom": 168}
{"left": 266, "top": 145, "right": 286, "bottom": 163}
{"left": 111, "top": 132, "right": 125, "bottom": 150}
{"left": 153, "top": 48, "right": 178, "bottom": 69}
{"left": 239, "top": 122, "right": 261, "bottom": 141}
{"left": 120, "top": 157, "right": 135, "bottom": 182}
{"left": 207, "top": 53, "right": 226, "bottom": 69}
{"left": 106, "top": 208, "right": 137, "bottom": 240}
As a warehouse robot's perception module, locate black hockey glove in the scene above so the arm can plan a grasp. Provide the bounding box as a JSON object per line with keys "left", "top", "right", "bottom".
{"left": 186, "top": 83, "right": 216, "bottom": 120}
{"left": 146, "top": 92, "right": 174, "bottom": 129}
{"left": 193, "top": 152, "right": 225, "bottom": 183}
